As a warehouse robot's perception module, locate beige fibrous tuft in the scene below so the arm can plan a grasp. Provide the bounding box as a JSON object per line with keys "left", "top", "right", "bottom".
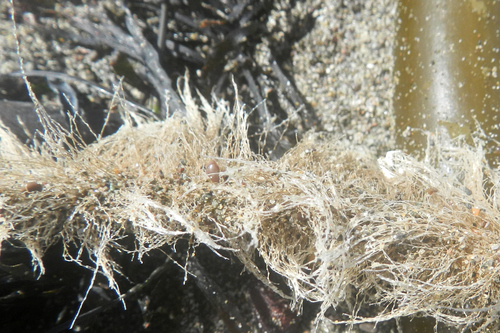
{"left": 1, "top": 78, "right": 500, "bottom": 331}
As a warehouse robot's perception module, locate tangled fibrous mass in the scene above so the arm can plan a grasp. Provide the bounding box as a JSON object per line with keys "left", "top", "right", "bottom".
{"left": 2, "top": 80, "right": 500, "bottom": 332}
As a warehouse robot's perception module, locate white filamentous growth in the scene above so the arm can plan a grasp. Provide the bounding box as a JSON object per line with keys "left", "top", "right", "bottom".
{"left": 2, "top": 24, "right": 500, "bottom": 328}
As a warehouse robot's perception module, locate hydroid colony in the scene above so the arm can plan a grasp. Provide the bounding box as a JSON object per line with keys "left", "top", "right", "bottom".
{"left": 2, "top": 78, "right": 500, "bottom": 331}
